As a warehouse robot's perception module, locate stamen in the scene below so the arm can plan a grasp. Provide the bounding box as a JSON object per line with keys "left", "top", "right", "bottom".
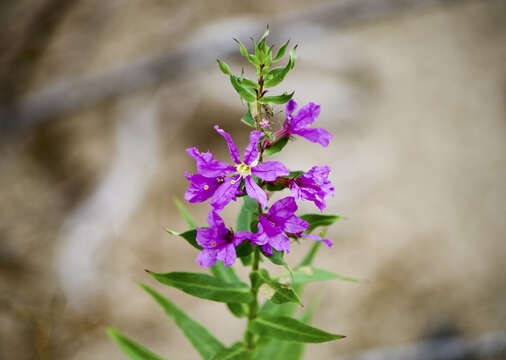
{"left": 211, "top": 241, "right": 217, "bottom": 247}
{"left": 236, "top": 163, "right": 251, "bottom": 176}
{"left": 204, "top": 185, "right": 209, "bottom": 190}
{"left": 231, "top": 180, "right": 236, "bottom": 184}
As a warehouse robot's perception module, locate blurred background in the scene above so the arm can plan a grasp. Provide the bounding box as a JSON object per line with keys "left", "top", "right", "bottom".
{"left": 1, "top": 0, "right": 505, "bottom": 359}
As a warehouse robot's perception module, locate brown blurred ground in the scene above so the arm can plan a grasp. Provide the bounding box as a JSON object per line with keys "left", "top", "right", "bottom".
{"left": 0, "top": 0, "right": 505, "bottom": 359}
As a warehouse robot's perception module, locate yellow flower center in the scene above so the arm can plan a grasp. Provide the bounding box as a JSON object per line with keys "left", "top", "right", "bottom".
{"left": 211, "top": 241, "right": 217, "bottom": 247}
{"left": 204, "top": 185, "right": 209, "bottom": 190}
{"left": 236, "top": 163, "right": 251, "bottom": 176}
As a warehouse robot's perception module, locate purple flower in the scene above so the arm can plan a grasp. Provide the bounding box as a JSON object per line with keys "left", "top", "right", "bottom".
{"left": 270, "top": 99, "right": 332, "bottom": 148}
{"left": 185, "top": 126, "right": 289, "bottom": 211}
{"left": 289, "top": 165, "right": 334, "bottom": 211}
{"left": 195, "top": 211, "right": 253, "bottom": 267}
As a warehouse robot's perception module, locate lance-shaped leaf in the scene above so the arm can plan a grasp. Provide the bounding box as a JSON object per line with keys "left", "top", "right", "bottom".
{"left": 254, "top": 294, "right": 322, "bottom": 360}
{"left": 277, "top": 267, "right": 358, "bottom": 285}
{"left": 263, "top": 137, "right": 289, "bottom": 157}
{"left": 107, "top": 328, "right": 165, "bottom": 360}
{"left": 148, "top": 271, "right": 253, "bottom": 303}
{"left": 264, "top": 46, "right": 297, "bottom": 88}
{"left": 233, "top": 38, "right": 259, "bottom": 66}
{"left": 238, "top": 78, "right": 259, "bottom": 89}
{"left": 139, "top": 283, "right": 225, "bottom": 360}
{"left": 262, "top": 248, "right": 287, "bottom": 266}
{"left": 241, "top": 106, "right": 256, "bottom": 128}
{"left": 217, "top": 60, "right": 231, "bottom": 75}
{"left": 257, "top": 269, "right": 301, "bottom": 305}
{"left": 258, "top": 91, "right": 294, "bottom": 105}
{"left": 230, "top": 74, "right": 257, "bottom": 103}
{"left": 173, "top": 198, "right": 196, "bottom": 229}
{"left": 211, "top": 262, "right": 249, "bottom": 318}
{"left": 166, "top": 228, "right": 200, "bottom": 250}
{"left": 299, "top": 214, "right": 342, "bottom": 234}
{"left": 272, "top": 40, "right": 290, "bottom": 62}
{"left": 211, "top": 342, "right": 253, "bottom": 360}
{"left": 248, "top": 314, "right": 344, "bottom": 343}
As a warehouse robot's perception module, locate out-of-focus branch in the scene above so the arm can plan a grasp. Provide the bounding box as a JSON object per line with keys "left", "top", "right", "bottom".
{"left": 337, "top": 331, "right": 506, "bottom": 360}
{"left": 0, "top": 0, "right": 470, "bottom": 136}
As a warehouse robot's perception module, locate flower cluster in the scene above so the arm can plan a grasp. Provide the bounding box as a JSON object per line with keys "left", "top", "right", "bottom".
{"left": 185, "top": 100, "right": 335, "bottom": 267}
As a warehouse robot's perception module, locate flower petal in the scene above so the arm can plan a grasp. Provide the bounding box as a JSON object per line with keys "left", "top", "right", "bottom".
{"left": 214, "top": 126, "right": 241, "bottom": 164}
{"left": 195, "top": 248, "right": 219, "bottom": 267}
{"left": 216, "top": 244, "right": 237, "bottom": 267}
{"left": 290, "top": 102, "right": 320, "bottom": 131}
{"left": 251, "top": 161, "right": 289, "bottom": 182}
{"left": 301, "top": 234, "right": 333, "bottom": 248}
{"left": 244, "top": 175, "right": 267, "bottom": 210}
{"left": 291, "top": 127, "right": 332, "bottom": 147}
{"left": 196, "top": 227, "right": 218, "bottom": 248}
{"left": 186, "top": 147, "right": 235, "bottom": 177}
{"left": 286, "top": 99, "right": 298, "bottom": 115}
{"left": 243, "top": 131, "right": 264, "bottom": 165}
{"left": 209, "top": 177, "right": 241, "bottom": 211}
{"left": 268, "top": 232, "right": 291, "bottom": 253}
{"left": 184, "top": 173, "right": 220, "bottom": 203}
{"left": 234, "top": 231, "right": 254, "bottom": 246}
{"left": 267, "top": 196, "right": 298, "bottom": 221}
{"left": 207, "top": 210, "right": 227, "bottom": 235}
{"left": 283, "top": 214, "right": 309, "bottom": 234}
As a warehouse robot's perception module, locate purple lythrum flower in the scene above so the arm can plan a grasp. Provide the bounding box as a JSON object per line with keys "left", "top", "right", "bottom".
{"left": 185, "top": 126, "right": 289, "bottom": 211}
{"left": 195, "top": 211, "right": 253, "bottom": 267}
{"left": 253, "top": 197, "right": 332, "bottom": 255}
{"left": 265, "top": 99, "right": 332, "bottom": 149}
{"left": 289, "top": 165, "right": 334, "bottom": 211}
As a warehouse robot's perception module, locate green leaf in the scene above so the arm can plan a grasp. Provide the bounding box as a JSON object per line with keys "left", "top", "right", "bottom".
{"left": 210, "top": 262, "right": 249, "bottom": 318}
{"left": 258, "top": 26, "right": 270, "bottom": 47}
{"left": 289, "top": 170, "right": 304, "bottom": 178}
{"left": 299, "top": 214, "right": 342, "bottom": 234}
{"left": 166, "top": 229, "right": 201, "bottom": 250}
{"left": 263, "top": 137, "right": 289, "bottom": 156}
{"left": 148, "top": 271, "right": 253, "bottom": 303}
{"left": 264, "top": 294, "right": 322, "bottom": 360}
{"left": 264, "top": 46, "right": 297, "bottom": 88}
{"left": 139, "top": 283, "right": 225, "bottom": 360}
{"left": 239, "top": 78, "right": 259, "bottom": 89}
{"left": 248, "top": 314, "right": 344, "bottom": 343}
{"left": 107, "top": 328, "right": 165, "bottom": 360}
{"left": 173, "top": 198, "right": 196, "bottom": 229}
{"left": 272, "top": 40, "right": 290, "bottom": 62}
{"left": 217, "top": 60, "right": 231, "bottom": 75}
{"left": 258, "top": 91, "right": 294, "bottom": 105}
{"left": 236, "top": 196, "right": 258, "bottom": 231}
{"left": 277, "top": 267, "right": 358, "bottom": 285}
{"left": 257, "top": 269, "right": 301, "bottom": 305}
{"left": 241, "top": 105, "right": 256, "bottom": 128}
{"left": 234, "top": 38, "right": 259, "bottom": 66}
{"left": 230, "top": 75, "right": 257, "bottom": 103}
{"left": 212, "top": 343, "right": 253, "bottom": 360}
{"left": 263, "top": 249, "right": 286, "bottom": 266}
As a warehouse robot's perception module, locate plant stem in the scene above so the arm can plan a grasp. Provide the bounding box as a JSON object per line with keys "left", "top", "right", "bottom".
{"left": 245, "top": 245, "right": 261, "bottom": 349}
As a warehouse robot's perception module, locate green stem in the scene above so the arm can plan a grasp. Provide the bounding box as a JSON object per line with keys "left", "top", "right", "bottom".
{"left": 245, "top": 245, "right": 261, "bottom": 349}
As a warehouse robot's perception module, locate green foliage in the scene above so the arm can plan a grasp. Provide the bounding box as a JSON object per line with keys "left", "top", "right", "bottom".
{"left": 165, "top": 228, "right": 200, "bottom": 249}
{"left": 217, "top": 60, "right": 231, "bottom": 75}
{"left": 211, "top": 343, "right": 254, "bottom": 360}
{"left": 230, "top": 74, "right": 257, "bottom": 102}
{"left": 263, "top": 137, "right": 289, "bottom": 156}
{"left": 241, "top": 103, "right": 256, "bottom": 128}
{"left": 140, "top": 284, "right": 225, "bottom": 360}
{"left": 257, "top": 269, "right": 301, "bottom": 305}
{"left": 148, "top": 271, "right": 253, "bottom": 303}
{"left": 264, "top": 46, "right": 297, "bottom": 88}
{"left": 277, "top": 267, "right": 358, "bottom": 285}
{"left": 248, "top": 314, "right": 344, "bottom": 343}
{"left": 299, "top": 214, "right": 342, "bottom": 234}
{"left": 107, "top": 328, "right": 165, "bottom": 360}
{"left": 211, "top": 262, "right": 249, "bottom": 318}
{"left": 258, "top": 91, "right": 294, "bottom": 105}
{"left": 272, "top": 40, "right": 290, "bottom": 62}
{"left": 173, "top": 197, "right": 196, "bottom": 229}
